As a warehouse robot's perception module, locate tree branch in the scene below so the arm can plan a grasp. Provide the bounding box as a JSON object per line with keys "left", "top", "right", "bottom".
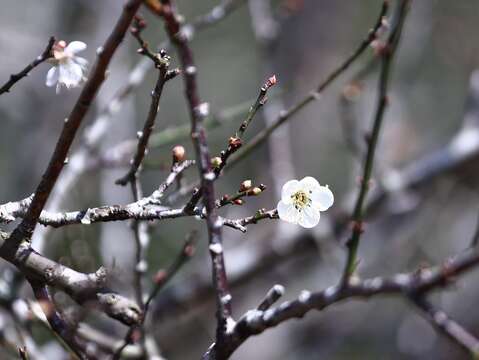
{"left": 0, "top": 36, "right": 55, "bottom": 95}
{"left": 157, "top": 0, "right": 233, "bottom": 351}
{"left": 7, "top": 0, "right": 142, "bottom": 245}
{"left": 341, "top": 0, "right": 410, "bottom": 284}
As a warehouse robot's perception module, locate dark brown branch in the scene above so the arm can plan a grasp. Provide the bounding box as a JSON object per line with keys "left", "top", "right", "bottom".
{"left": 158, "top": 0, "right": 232, "bottom": 349}
{"left": 116, "top": 54, "right": 170, "bottom": 185}
{"left": 30, "top": 283, "right": 91, "bottom": 360}
{"left": 0, "top": 36, "right": 55, "bottom": 95}
{"left": 116, "top": 17, "right": 173, "bottom": 186}
{"left": 7, "top": 0, "right": 142, "bottom": 245}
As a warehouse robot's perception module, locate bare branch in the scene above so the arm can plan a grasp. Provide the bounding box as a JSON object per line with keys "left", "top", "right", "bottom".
{"left": 184, "top": 75, "right": 277, "bottom": 212}
{"left": 0, "top": 36, "right": 55, "bottom": 95}
{"left": 29, "top": 283, "right": 91, "bottom": 360}
{"left": 341, "top": 0, "right": 411, "bottom": 284}
{"left": 116, "top": 18, "right": 173, "bottom": 186}
{"left": 158, "top": 0, "right": 233, "bottom": 348}
{"left": 0, "top": 231, "right": 141, "bottom": 326}
{"left": 203, "top": 245, "right": 479, "bottom": 358}
{"left": 408, "top": 295, "right": 479, "bottom": 355}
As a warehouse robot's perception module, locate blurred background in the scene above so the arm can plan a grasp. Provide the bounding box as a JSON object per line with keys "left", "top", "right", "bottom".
{"left": 1, "top": 0, "right": 479, "bottom": 359}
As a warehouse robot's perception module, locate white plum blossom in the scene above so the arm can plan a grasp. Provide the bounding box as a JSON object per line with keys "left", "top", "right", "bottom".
{"left": 277, "top": 176, "right": 334, "bottom": 228}
{"left": 46, "top": 40, "right": 88, "bottom": 94}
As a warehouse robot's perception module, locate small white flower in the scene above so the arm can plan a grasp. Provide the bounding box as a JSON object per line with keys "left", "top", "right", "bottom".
{"left": 277, "top": 176, "right": 334, "bottom": 228}
{"left": 46, "top": 40, "right": 88, "bottom": 94}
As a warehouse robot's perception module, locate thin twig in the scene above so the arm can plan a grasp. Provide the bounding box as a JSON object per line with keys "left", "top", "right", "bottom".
{"left": 18, "top": 346, "right": 29, "bottom": 360}
{"left": 408, "top": 295, "right": 479, "bottom": 355}
{"left": 116, "top": 18, "right": 171, "bottom": 186}
{"left": 0, "top": 36, "right": 55, "bottom": 95}
{"left": 256, "top": 284, "right": 285, "bottom": 311}
{"left": 184, "top": 75, "right": 277, "bottom": 212}
{"left": 113, "top": 233, "right": 196, "bottom": 360}
{"left": 145, "top": 232, "right": 197, "bottom": 313}
{"left": 30, "top": 282, "right": 89, "bottom": 360}
{"left": 341, "top": 0, "right": 410, "bottom": 285}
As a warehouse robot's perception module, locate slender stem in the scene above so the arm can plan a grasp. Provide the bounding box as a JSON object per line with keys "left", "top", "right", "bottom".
{"left": 184, "top": 75, "right": 276, "bottom": 212}
{"left": 113, "top": 233, "right": 196, "bottom": 359}
{"left": 341, "top": 0, "right": 410, "bottom": 285}
{"left": 116, "top": 53, "right": 170, "bottom": 185}
{"left": 408, "top": 295, "right": 479, "bottom": 355}
{"left": 0, "top": 36, "right": 55, "bottom": 95}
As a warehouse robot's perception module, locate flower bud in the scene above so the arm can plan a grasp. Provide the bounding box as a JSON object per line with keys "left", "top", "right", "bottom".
{"left": 172, "top": 145, "right": 186, "bottom": 162}
{"left": 251, "top": 187, "right": 262, "bottom": 196}
{"left": 266, "top": 74, "right": 277, "bottom": 88}
{"left": 153, "top": 269, "right": 167, "bottom": 285}
{"left": 228, "top": 137, "right": 242, "bottom": 149}
{"left": 233, "top": 199, "right": 244, "bottom": 205}
{"left": 184, "top": 244, "right": 195, "bottom": 257}
{"left": 211, "top": 157, "right": 222, "bottom": 168}
{"left": 239, "top": 180, "right": 252, "bottom": 192}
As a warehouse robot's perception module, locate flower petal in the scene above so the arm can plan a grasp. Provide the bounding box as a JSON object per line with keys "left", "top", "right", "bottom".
{"left": 65, "top": 41, "right": 87, "bottom": 54}
{"left": 281, "top": 180, "right": 300, "bottom": 204}
{"left": 298, "top": 206, "right": 320, "bottom": 228}
{"left": 311, "top": 186, "right": 334, "bottom": 211}
{"left": 73, "top": 56, "right": 88, "bottom": 69}
{"left": 277, "top": 200, "right": 300, "bottom": 224}
{"left": 299, "top": 176, "right": 320, "bottom": 192}
{"left": 45, "top": 66, "right": 59, "bottom": 87}
{"left": 59, "top": 62, "right": 83, "bottom": 87}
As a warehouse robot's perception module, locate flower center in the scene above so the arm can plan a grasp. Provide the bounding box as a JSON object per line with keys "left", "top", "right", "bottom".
{"left": 291, "top": 190, "right": 311, "bottom": 211}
